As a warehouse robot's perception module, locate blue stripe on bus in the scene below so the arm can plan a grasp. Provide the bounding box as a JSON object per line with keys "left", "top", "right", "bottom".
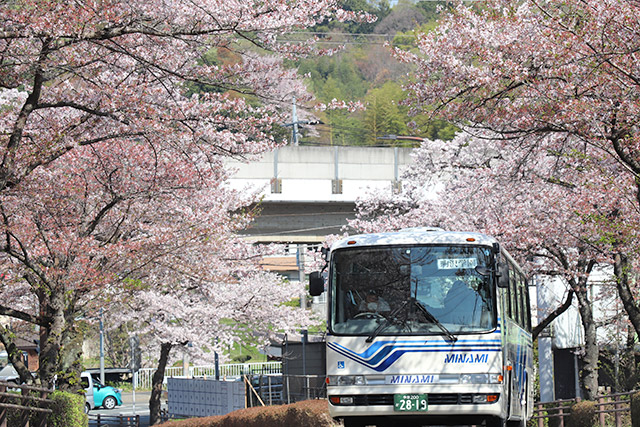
{"left": 331, "top": 338, "right": 501, "bottom": 361}
{"left": 328, "top": 339, "right": 501, "bottom": 372}
{"left": 329, "top": 345, "right": 501, "bottom": 372}
{"left": 330, "top": 343, "right": 502, "bottom": 367}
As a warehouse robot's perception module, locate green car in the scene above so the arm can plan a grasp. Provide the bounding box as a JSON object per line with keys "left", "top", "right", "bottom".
{"left": 81, "top": 372, "right": 123, "bottom": 411}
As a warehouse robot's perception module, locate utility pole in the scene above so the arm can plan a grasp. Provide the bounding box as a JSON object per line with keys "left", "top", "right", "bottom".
{"left": 130, "top": 336, "right": 141, "bottom": 416}
{"left": 283, "top": 96, "right": 322, "bottom": 145}
{"left": 99, "top": 308, "right": 105, "bottom": 384}
{"left": 297, "top": 244, "right": 306, "bottom": 309}
{"left": 292, "top": 96, "right": 299, "bottom": 146}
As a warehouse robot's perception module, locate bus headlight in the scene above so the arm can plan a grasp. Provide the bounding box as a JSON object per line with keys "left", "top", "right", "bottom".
{"left": 489, "top": 374, "right": 504, "bottom": 384}
{"left": 473, "top": 394, "right": 487, "bottom": 403}
{"left": 473, "top": 394, "right": 500, "bottom": 403}
{"left": 328, "top": 375, "right": 366, "bottom": 386}
{"left": 460, "top": 374, "right": 503, "bottom": 384}
{"left": 329, "top": 396, "right": 355, "bottom": 405}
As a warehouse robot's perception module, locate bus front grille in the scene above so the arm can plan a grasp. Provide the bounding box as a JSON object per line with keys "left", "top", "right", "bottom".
{"left": 347, "top": 394, "right": 475, "bottom": 406}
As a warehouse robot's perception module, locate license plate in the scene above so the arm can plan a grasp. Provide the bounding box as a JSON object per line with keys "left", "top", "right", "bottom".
{"left": 393, "top": 393, "right": 428, "bottom": 412}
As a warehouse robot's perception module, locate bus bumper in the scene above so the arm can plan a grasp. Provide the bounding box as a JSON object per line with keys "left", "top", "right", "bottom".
{"left": 327, "top": 386, "right": 505, "bottom": 423}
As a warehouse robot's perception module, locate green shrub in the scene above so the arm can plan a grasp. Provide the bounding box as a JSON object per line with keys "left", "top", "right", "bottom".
{"left": 47, "top": 390, "right": 88, "bottom": 427}
{"left": 567, "top": 400, "right": 596, "bottom": 427}
{"left": 631, "top": 391, "right": 640, "bottom": 427}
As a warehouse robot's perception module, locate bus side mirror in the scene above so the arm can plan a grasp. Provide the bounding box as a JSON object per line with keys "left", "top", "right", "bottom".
{"left": 309, "top": 271, "right": 325, "bottom": 296}
{"left": 497, "top": 263, "right": 509, "bottom": 288}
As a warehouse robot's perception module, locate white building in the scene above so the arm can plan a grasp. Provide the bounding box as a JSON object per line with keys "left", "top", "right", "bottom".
{"left": 536, "top": 265, "right": 621, "bottom": 401}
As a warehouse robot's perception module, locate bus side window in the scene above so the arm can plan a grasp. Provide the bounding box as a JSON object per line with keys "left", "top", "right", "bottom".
{"left": 522, "top": 277, "right": 532, "bottom": 331}
{"left": 509, "top": 263, "right": 519, "bottom": 324}
{"left": 516, "top": 273, "right": 526, "bottom": 328}
{"left": 502, "top": 259, "right": 512, "bottom": 320}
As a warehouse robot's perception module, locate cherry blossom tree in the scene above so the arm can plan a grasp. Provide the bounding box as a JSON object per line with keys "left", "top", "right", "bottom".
{"left": 350, "top": 131, "right": 627, "bottom": 399}
{"left": 392, "top": 0, "right": 640, "bottom": 377}
{"left": 0, "top": 0, "right": 371, "bottom": 389}
{"left": 107, "top": 254, "right": 312, "bottom": 424}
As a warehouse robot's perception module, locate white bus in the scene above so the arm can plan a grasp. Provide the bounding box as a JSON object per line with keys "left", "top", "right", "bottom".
{"left": 309, "top": 228, "right": 533, "bottom": 427}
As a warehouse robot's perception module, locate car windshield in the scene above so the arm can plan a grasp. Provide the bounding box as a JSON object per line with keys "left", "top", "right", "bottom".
{"left": 329, "top": 245, "right": 495, "bottom": 336}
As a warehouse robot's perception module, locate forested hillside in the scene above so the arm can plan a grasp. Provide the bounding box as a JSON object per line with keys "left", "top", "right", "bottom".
{"left": 289, "top": 0, "right": 459, "bottom": 146}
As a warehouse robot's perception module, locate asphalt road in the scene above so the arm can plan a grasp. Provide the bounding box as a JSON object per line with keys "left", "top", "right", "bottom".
{"left": 89, "top": 390, "right": 166, "bottom": 426}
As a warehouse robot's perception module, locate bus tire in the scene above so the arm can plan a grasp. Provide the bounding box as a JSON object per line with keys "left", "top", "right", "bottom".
{"left": 486, "top": 416, "right": 507, "bottom": 427}
{"left": 342, "top": 417, "right": 368, "bottom": 427}
{"left": 508, "top": 384, "right": 528, "bottom": 427}
{"left": 507, "top": 417, "right": 526, "bottom": 427}
{"left": 507, "top": 406, "right": 527, "bottom": 427}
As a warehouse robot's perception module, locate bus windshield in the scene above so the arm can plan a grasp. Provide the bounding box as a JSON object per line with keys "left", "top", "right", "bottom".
{"left": 329, "top": 245, "right": 496, "bottom": 336}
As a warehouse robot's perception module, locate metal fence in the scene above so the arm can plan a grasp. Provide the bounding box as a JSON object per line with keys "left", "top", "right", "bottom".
{"left": 246, "top": 374, "right": 326, "bottom": 408}
{"left": 135, "top": 361, "right": 282, "bottom": 389}
{"left": 532, "top": 390, "right": 638, "bottom": 427}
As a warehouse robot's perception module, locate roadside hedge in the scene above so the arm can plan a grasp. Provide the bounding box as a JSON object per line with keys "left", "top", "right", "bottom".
{"left": 567, "top": 400, "right": 596, "bottom": 427}
{"left": 47, "top": 390, "right": 88, "bottom": 427}
{"left": 159, "top": 400, "right": 338, "bottom": 427}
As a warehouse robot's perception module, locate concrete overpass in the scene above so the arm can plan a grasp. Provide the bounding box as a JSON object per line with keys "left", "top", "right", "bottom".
{"left": 227, "top": 145, "right": 414, "bottom": 244}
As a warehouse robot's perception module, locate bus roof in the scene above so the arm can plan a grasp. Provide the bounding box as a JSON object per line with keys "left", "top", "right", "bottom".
{"left": 331, "top": 228, "right": 499, "bottom": 252}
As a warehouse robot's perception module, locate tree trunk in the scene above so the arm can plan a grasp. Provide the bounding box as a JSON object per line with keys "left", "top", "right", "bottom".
{"left": 54, "top": 298, "right": 85, "bottom": 392}
{"left": 56, "top": 323, "right": 85, "bottom": 392}
{"left": 625, "top": 325, "right": 637, "bottom": 392}
{"left": 547, "top": 247, "right": 599, "bottom": 400}
{"left": 574, "top": 282, "right": 598, "bottom": 400}
{"left": 150, "top": 342, "right": 173, "bottom": 425}
{"left": 614, "top": 253, "right": 640, "bottom": 340}
{"left": 532, "top": 289, "right": 574, "bottom": 341}
{"left": 37, "top": 285, "right": 67, "bottom": 389}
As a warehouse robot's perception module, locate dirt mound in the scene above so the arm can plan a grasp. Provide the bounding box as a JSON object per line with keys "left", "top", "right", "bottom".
{"left": 159, "top": 399, "right": 338, "bottom": 427}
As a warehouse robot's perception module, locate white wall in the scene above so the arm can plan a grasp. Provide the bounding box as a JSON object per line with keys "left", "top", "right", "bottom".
{"left": 225, "top": 146, "right": 414, "bottom": 202}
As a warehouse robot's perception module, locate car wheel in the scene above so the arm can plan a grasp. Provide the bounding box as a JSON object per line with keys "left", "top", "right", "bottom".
{"left": 102, "top": 396, "right": 117, "bottom": 410}
{"left": 85, "top": 402, "right": 90, "bottom": 413}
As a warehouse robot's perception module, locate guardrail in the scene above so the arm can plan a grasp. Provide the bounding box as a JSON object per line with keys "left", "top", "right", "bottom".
{"left": 532, "top": 390, "right": 637, "bottom": 427}
{"left": 135, "top": 361, "right": 282, "bottom": 389}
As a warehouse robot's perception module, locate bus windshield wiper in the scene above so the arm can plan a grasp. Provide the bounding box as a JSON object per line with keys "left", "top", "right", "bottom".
{"left": 365, "top": 300, "right": 409, "bottom": 343}
{"left": 412, "top": 299, "right": 457, "bottom": 343}
{"left": 365, "top": 318, "right": 392, "bottom": 343}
